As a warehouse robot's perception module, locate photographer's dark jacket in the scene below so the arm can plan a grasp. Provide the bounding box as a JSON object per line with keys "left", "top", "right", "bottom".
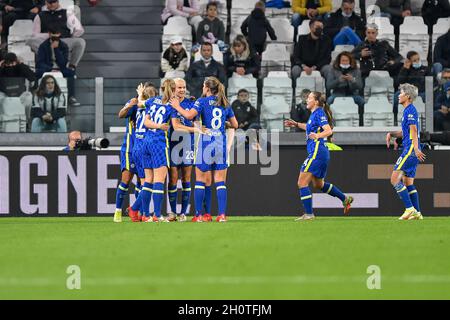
{"left": 30, "top": 93, "right": 66, "bottom": 121}
{"left": 36, "top": 38, "right": 75, "bottom": 78}
{"left": 352, "top": 39, "right": 402, "bottom": 76}
{"left": 398, "top": 65, "right": 430, "bottom": 92}
{"left": 324, "top": 9, "right": 366, "bottom": 40}
{"left": 326, "top": 66, "right": 363, "bottom": 96}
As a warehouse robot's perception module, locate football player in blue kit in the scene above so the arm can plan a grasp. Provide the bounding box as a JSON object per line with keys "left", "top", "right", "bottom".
{"left": 285, "top": 92, "right": 353, "bottom": 221}
{"left": 170, "top": 77, "right": 239, "bottom": 222}
{"left": 386, "top": 83, "right": 426, "bottom": 220}
{"left": 114, "top": 82, "right": 156, "bottom": 223}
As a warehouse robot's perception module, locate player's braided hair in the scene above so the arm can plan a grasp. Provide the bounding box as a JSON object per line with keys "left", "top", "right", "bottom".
{"left": 204, "top": 77, "right": 229, "bottom": 108}
{"left": 161, "top": 78, "right": 176, "bottom": 104}
{"left": 312, "top": 91, "right": 334, "bottom": 129}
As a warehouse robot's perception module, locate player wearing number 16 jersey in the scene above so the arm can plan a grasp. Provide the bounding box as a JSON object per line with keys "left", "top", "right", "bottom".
{"left": 386, "top": 83, "right": 426, "bottom": 220}
{"left": 170, "top": 77, "right": 239, "bottom": 223}
{"left": 284, "top": 92, "right": 353, "bottom": 221}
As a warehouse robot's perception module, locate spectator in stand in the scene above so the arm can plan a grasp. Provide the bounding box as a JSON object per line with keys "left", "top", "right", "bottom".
{"left": 352, "top": 23, "right": 403, "bottom": 78}
{"left": 432, "top": 28, "right": 450, "bottom": 77}
{"left": 241, "top": 1, "right": 277, "bottom": 55}
{"left": 421, "top": 0, "right": 450, "bottom": 33}
{"left": 324, "top": 0, "right": 365, "bottom": 47}
{"left": 196, "top": 2, "right": 225, "bottom": 45}
{"left": 434, "top": 81, "right": 450, "bottom": 131}
{"left": 30, "top": 74, "right": 67, "bottom": 132}
{"left": 231, "top": 89, "right": 262, "bottom": 151}
{"left": 374, "top": 0, "right": 411, "bottom": 34}
{"left": 394, "top": 50, "right": 429, "bottom": 117}
{"left": 225, "top": 35, "right": 261, "bottom": 78}
{"left": 161, "top": 0, "right": 202, "bottom": 31}
{"left": 326, "top": 51, "right": 364, "bottom": 124}
{"left": 434, "top": 68, "right": 450, "bottom": 109}
{"left": 0, "top": 0, "right": 44, "bottom": 43}
{"left": 35, "top": 28, "right": 78, "bottom": 106}
{"left": 27, "top": 0, "right": 85, "bottom": 103}
{"left": 290, "top": 88, "right": 311, "bottom": 132}
{"left": 292, "top": 19, "right": 332, "bottom": 80}
{"left": 160, "top": 36, "right": 189, "bottom": 78}
{"left": 291, "top": 0, "right": 332, "bottom": 41}
{"left": 185, "top": 42, "right": 226, "bottom": 98}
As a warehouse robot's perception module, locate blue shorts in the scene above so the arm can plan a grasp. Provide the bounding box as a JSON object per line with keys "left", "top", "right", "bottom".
{"left": 120, "top": 150, "right": 137, "bottom": 174}
{"left": 394, "top": 146, "right": 419, "bottom": 178}
{"left": 301, "top": 147, "right": 330, "bottom": 179}
{"left": 195, "top": 138, "right": 229, "bottom": 172}
{"left": 170, "top": 133, "right": 195, "bottom": 167}
{"left": 143, "top": 137, "right": 170, "bottom": 169}
{"left": 132, "top": 141, "right": 145, "bottom": 179}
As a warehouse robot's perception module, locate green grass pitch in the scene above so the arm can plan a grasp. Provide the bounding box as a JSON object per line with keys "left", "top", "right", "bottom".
{"left": 0, "top": 216, "right": 449, "bottom": 300}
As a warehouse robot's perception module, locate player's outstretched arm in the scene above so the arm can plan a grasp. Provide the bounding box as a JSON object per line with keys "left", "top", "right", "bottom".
{"left": 227, "top": 116, "right": 239, "bottom": 130}
{"left": 171, "top": 118, "right": 207, "bottom": 134}
{"left": 284, "top": 119, "right": 306, "bottom": 131}
{"left": 410, "top": 124, "right": 426, "bottom": 162}
{"left": 118, "top": 98, "right": 137, "bottom": 118}
{"left": 386, "top": 130, "right": 403, "bottom": 149}
{"left": 170, "top": 97, "right": 198, "bottom": 120}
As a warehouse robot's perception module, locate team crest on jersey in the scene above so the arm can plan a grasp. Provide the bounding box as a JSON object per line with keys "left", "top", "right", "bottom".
{"left": 308, "top": 120, "right": 312, "bottom": 124}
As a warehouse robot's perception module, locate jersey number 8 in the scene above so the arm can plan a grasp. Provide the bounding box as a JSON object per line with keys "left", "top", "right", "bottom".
{"left": 211, "top": 108, "right": 222, "bottom": 130}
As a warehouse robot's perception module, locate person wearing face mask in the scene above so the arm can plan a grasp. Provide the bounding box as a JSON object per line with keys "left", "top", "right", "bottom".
{"left": 291, "top": 0, "right": 332, "bottom": 42}
{"left": 292, "top": 19, "right": 333, "bottom": 80}
{"left": 30, "top": 74, "right": 67, "bottom": 132}
{"left": 434, "top": 81, "right": 450, "bottom": 131}
{"left": 224, "top": 35, "right": 261, "bottom": 78}
{"left": 185, "top": 42, "right": 226, "bottom": 99}
{"left": 0, "top": 52, "right": 36, "bottom": 100}
{"left": 325, "top": 51, "right": 364, "bottom": 125}
{"left": 394, "top": 51, "right": 429, "bottom": 121}
{"left": 324, "top": 0, "right": 365, "bottom": 47}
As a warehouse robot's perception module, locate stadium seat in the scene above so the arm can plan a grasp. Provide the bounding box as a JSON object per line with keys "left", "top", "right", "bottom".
{"left": 299, "top": 71, "right": 325, "bottom": 92}
{"left": 8, "top": 20, "right": 33, "bottom": 47}
{"left": 230, "top": 16, "right": 247, "bottom": 41}
{"left": 432, "top": 18, "right": 450, "bottom": 53}
{"left": 363, "top": 96, "right": 394, "bottom": 127}
{"left": 267, "top": 18, "right": 294, "bottom": 53}
{"left": 400, "top": 47, "right": 428, "bottom": 66}
{"left": 399, "top": 16, "right": 429, "bottom": 57}
{"left": 9, "top": 45, "right": 35, "bottom": 70}
{"left": 162, "top": 17, "right": 193, "bottom": 52}
{"left": 261, "top": 43, "right": 291, "bottom": 77}
{"left": 228, "top": 76, "right": 258, "bottom": 107}
{"left": 0, "top": 97, "right": 27, "bottom": 132}
{"left": 331, "top": 45, "right": 355, "bottom": 62}
{"left": 297, "top": 19, "right": 310, "bottom": 38}
{"left": 261, "top": 73, "right": 292, "bottom": 130}
{"left": 295, "top": 76, "right": 325, "bottom": 102}
{"left": 364, "top": 70, "right": 394, "bottom": 103}
{"left": 330, "top": 97, "right": 359, "bottom": 127}
{"left": 231, "top": 0, "right": 254, "bottom": 9}
{"left": 194, "top": 44, "right": 223, "bottom": 63}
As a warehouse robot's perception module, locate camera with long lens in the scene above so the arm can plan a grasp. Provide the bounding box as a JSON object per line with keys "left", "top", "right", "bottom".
{"left": 74, "top": 137, "right": 110, "bottom": 150}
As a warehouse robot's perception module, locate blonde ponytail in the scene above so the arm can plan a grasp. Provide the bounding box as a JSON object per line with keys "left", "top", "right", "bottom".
{"left": 161, "top": 78, "right": 175, "bottom": 104}
{"left": 204, "top": 77, "right": 229, "bottom": 108}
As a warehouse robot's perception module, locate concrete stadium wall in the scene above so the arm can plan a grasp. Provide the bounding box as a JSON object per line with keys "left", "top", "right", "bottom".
{"left": 0, "top": 149, "right": 449, "bottom": 217}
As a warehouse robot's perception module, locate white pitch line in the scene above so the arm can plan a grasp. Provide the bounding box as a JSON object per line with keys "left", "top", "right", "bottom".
{"left": 1, "top": 275, "right": 450, "bottom": 287}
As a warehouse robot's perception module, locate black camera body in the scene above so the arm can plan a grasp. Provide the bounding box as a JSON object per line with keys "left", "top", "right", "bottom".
{"left": 74, "top": 137, "right": 110, "bottom": 150}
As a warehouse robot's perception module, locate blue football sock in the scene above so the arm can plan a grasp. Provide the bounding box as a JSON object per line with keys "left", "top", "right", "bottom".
{"left": 321, "top": 182, "right": 346, "bottom": 202}
{"left": 115, "top": 182, "right": 128, "bottom": 210}
{"left": 140, "top": 182, "right": 153, "bottom": 217}
{"left": 168, "top": 184, "right": 178, "bottom": 214}
{"left": 194, "top": 182, "right": 206, "bottom": 217}
{"left": 394, "top": 183, "right": 414, "bottom": 210}
{"left": 407, "top": 185, "right": 421, "bottom": 212}
{"left": 134, "top": 181, "right": 141, "bottom": 199}
{"left": 152, "top": 182, "right": 164, "bottom": 218}
{"left": 300, "top": 187, "right": 313, "bottom": 215}
{"left": 216, "top": 182, "right": 227, "bottom": 215}
{"left": 181, "top": 182, "right": 191, "bottom": 214}
{"left": 204, "top": 185, "right": 212, "bottom": 213}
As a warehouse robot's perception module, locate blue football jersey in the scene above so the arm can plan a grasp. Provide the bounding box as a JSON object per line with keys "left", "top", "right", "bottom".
{"left": 145, "top": 96, "right": 175, "bottom": 142}
{"left": 401, "top": 104, "right": 421, "bottom": 153}
{"left": 193, "top": 96, "right": 235, "bottom": 137}
{"left": 306, "top": 107, "right": 329, "bottom": 154}
{"left": 120, "top": 100, "right": 138, "bottom": 153}
{"left": 134, "top": 106, "right": 148, "bottom": 142}
{"left": 169, "top": 97, "right": 196, "bottom": 136}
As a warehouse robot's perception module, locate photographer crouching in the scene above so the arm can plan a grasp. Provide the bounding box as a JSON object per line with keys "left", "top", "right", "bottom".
{"left": 63, "top": 131, "right": 109, "bottom": 151}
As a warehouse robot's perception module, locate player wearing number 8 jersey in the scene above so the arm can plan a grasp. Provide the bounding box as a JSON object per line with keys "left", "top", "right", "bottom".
{"left": 170, "top": 77, "right": 239, "bottom": 222}
{"left": 284, "top": 92, "right": 353, "bottom": 221}
{"left": 386, "top": 83, "right": 426, "bottom": 220}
